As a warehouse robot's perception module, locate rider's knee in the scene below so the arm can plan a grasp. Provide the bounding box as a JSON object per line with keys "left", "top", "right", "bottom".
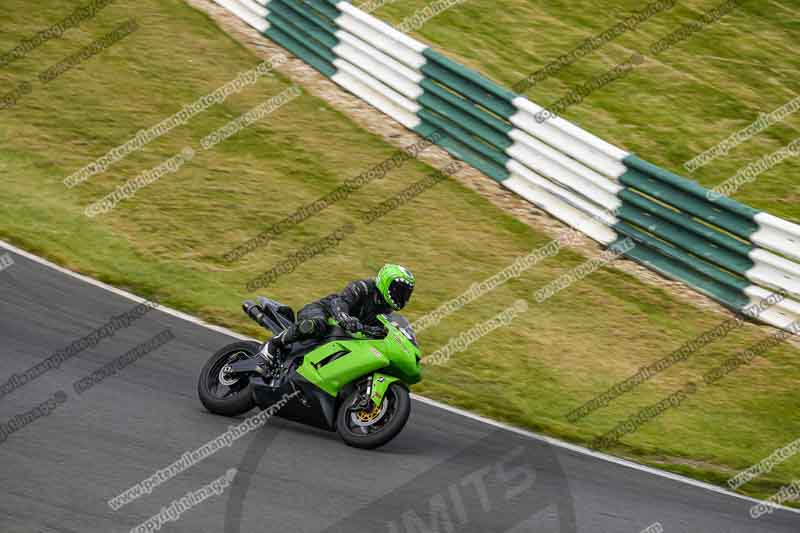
{"left": 298, "top": 318, "right": 325, "bottom": 337}
{"left": 298, "top": 319, "right": 315, "bottom": 335}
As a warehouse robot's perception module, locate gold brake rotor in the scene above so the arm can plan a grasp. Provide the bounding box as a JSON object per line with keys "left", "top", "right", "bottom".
{"left": 355, "top": 403, "right": 382, "bottom": 423}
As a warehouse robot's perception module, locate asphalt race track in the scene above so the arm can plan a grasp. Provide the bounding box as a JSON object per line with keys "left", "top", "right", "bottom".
{"left": 0, "top": 244, "right": 798, "bottom": 533}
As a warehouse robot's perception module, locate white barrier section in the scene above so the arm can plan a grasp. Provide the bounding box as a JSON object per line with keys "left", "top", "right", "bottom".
{"left": 511, "top": 97, "right": 629, "bottom": 179}
{"left": 334, "top": 31, "right": 424, "bottom": 97}
{"left": 747, "top": 249, "right": 800, "bottom": 299}
{"left": 212, "top": 0, "right": 269, "bottom": 32}
{"left": 334, "top": 1, "right": 427, "bottom": 70}
{"left": 332, "top": 38, "right": 423, "bottom": 101}
{"left": 241, "top": 0, "right": 267, "bottom": 17}
{"left": 331, "top": 60, "right": 422, "bottom": 129}
{"left": 508, "top": 161, "right": 620, "bottom": 226}
{"left": 744, "top": 286, "right": 800, "bottom": 332}
{"left": 206, "top": 0, "right": 800, "bottom": 335}
{"left": 506, "top": 128, "right": 624, "bottom": 212}
{"left": 327, "top": 0, "right": 425, "bottom": 129}
{"left": 503, "top": 175, "right": 619, "bottom": 245}
{"left": 753, "top": 213, "right": 800, "bottom": 263}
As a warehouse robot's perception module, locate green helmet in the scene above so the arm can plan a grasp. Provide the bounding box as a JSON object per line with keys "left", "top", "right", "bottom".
{"left": 376, "top": 264, "right": 415, "bottom": 310}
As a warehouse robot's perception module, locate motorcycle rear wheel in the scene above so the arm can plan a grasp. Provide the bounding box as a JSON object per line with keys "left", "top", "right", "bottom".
{"left": 336, "top": 382, "right": 410, "bottom": 449}
{"left": 198, "top": 341, "right": 259, "bottom": 417}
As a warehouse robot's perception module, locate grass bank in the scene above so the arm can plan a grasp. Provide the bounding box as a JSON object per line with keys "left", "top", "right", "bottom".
{"left": 373, "top": 0, "right": 800, "bottom": 221}
{"left": 0, "top": 0, "right": 798, "bottom": 503}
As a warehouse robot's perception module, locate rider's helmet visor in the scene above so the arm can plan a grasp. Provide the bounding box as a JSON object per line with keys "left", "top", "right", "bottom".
{"left": 388, "top": 278, "right": 414, "bottom": 309}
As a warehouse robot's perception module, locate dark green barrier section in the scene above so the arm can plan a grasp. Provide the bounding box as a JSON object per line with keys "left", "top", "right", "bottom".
{"left": 617, "top": 201, "right": 754, "bottom": 275}
{"left": 247, "top": 0, "right": 771, "bottom": 320}
{"left": 423, "top": 49, "right": 517, "bottom": 107}
{"left": 267, "top": 2, "right": 338, "bottom": 55}
{"left": 624, "top": 155, "right": 761, "bottom": 221}
{"left": 422, "top": 51, "right": 517, "bottom": 119}
{"left": 261, "top": 0, "right": 341, "bottom": 80}
{"left": 615, "top": 222, "right": 749, "bottom": 291}
{"left": 263, "top": 24, "right": 336, "bottom": 78}
{"left": 276, "top": 0, "right": 339, "bottom": 35}
{"left": 415, "top": 121, "right": 510, "bottom": 182}
{"left": 613, "top": 159, "right": 759, "bottom": 312}
{"left": 307, "top": 0, "right": 342, "bottom": 21}
{"left": 418, "top": 91, "right": 512, "bottom": 153}
{"left": 418, "top": 109, "right": 510, "bottom": 168}
{"left": 618, "top": 190, "right": 754, "bottom": 258}
{"left": 619, "top": 167, "right": 758, "bottom": 239}
{"left": 415, "top": 50, "right": 517, "bottom": 185}
{"left": 416, "top": 51, "right": 517, "bottom": 186}
{"left": 611, "top": 233, "right": 751, "bottom": 312}
{"left": 617, "top": 154, "right": 763, "bottom": 311}
{"left": 264, "top": 0, "right": 340, "bottom": 79}
{"left": 421, "top": 78, "right": 512, "bottom": 134}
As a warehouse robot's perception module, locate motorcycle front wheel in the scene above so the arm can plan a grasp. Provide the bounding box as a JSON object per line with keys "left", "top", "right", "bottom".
{"left": 198, "top": 341, "right": 259, "bottom": 417}
{"left": 336, "top": 382, "right": 410, "bottom": 449}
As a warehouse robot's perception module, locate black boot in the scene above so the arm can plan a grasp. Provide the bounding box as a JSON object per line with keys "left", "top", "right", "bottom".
{"left": 264, "top": 331, "right": 289, "bottom": 366}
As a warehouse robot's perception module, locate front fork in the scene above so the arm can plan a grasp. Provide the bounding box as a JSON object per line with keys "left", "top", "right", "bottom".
{"left": 351, "top": 373, "right": 400, "bottom": 411}
{"left": 369, "top": 373, "right": 401, "bottom": 408}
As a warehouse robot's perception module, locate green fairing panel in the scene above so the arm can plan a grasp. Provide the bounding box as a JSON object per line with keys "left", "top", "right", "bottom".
{"left": 298, "top": 316, "right": 421, "bottom": 397}
{"left": 298, "top": 340, "right": 389, "bottom": 396}
{"left": 370, "top": 373, "right": 401, "bottom": 407}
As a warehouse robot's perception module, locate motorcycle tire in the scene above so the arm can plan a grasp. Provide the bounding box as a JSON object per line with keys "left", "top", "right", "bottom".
{"left": 198, "top": 341, "right": 259, "bottom": 417}
{"left": 336, "top": 382, "right": 410, "bottom": 449}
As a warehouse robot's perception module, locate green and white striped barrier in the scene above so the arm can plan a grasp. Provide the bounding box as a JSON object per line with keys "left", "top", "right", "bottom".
{"left": 213, "top": 0, "right": 800, "bottom": 332}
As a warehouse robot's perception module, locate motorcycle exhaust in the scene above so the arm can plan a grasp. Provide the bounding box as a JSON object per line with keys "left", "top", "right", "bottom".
{"left": 243, "top": 300, "right": 288, "bottom": 335}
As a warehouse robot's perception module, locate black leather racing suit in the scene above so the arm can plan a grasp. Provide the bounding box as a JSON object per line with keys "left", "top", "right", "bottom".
{"left": 271, "top": 279, "right": 393, "bottom": 351}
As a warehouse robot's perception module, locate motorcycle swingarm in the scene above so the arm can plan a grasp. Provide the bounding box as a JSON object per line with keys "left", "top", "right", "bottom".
{"left": 225, "top": 358, "right": 263, "bottom": 374}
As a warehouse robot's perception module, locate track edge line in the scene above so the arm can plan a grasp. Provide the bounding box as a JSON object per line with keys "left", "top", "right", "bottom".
{"left": 2, "top": 237, "right": 797, "bottom": 516}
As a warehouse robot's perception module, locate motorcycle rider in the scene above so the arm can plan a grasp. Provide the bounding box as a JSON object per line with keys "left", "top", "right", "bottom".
{"left": 263, "top": 264, "right": 415, "bottom": 362}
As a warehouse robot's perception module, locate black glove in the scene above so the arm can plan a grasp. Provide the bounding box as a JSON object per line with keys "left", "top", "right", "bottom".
{"left": 363, "top": 325, "right": 387, "bottom": 338}
{"left": 338, "top": 315, "right": 363, "bottom": 333}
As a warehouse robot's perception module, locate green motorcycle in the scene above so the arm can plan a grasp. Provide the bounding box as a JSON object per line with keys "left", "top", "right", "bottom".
{"left": 198, "top": 297, "right": 422, "bottom": 449}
